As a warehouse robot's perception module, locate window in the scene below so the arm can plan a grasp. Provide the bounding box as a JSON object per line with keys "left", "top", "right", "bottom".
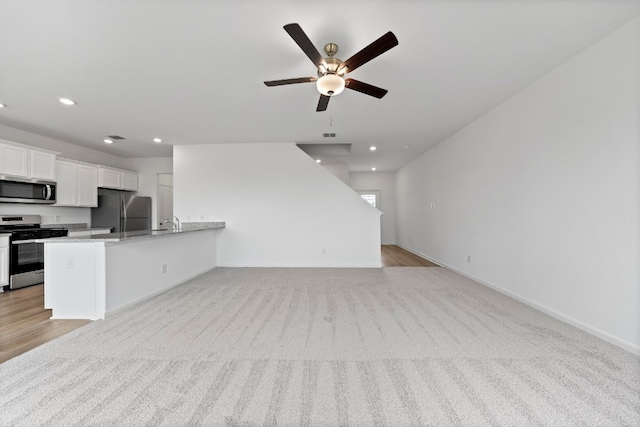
{"left": 360, "top": 193, "right": 377, "bottom": 207}
{"left": 357, "top": 190, "right": 381, "bottom": 209}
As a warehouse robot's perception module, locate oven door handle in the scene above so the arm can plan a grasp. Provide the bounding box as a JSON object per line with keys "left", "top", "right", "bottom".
{"left": 11, "top": 239, "right": 40, "bottom": 245}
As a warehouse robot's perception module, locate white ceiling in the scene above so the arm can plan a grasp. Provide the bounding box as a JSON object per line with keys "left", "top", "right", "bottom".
{"left": 1, "top": 1, "right": 639, "bottom": 172}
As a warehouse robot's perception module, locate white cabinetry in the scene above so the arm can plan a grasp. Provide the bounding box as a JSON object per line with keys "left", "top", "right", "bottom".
{"left": 54, "top": 159, "right": 98, "bottom": 207}
{"left": 98, "top": 166, "right": 138, "bottom": 191}
{"left": 0, "top": 140, "right": 58, "bottom": 180}
{"left": 30, "top": 150, "right": 56, "bottom": 180}
{"left": 78, "top": 164, "right": 98, "bottom": 206}
{"left": 121, "top": 171, "right": 138, "bottom": 191}
{"left": 54, "top": 160, "right": 77, "bottom": 205}
{"left": 98, "top": 167, "right": 121, "bottom": 189}
{"left": 0, "top": 144, "right": 29, "bottom": 177}
{"left": 0, "top": 235, "right": 9, "bottom": 287}
{"left": 67, "top": 230, "right": 91, "bottom": 237}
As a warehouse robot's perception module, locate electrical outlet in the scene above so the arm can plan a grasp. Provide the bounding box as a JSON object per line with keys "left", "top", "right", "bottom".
{"left": 67, "top": 257, "right": 74, "bottom": 268}
{"left": 322, "top": 248, "right": 327, "bottom": 255}
{"left": 161, "top": 264, "right": 167, "bottom": 274}
{"left": 430, "top": 203, "right": 436, "bottom": 209}
{"left": 467, "top": 255, "right": 471, "bottom": 263}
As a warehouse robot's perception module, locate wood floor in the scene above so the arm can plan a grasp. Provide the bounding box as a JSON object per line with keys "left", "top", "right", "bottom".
{"left": 0, "top": 246, "right": 437, "bottom": 364}
{"left": 0, "top": 284, "right": 90, "bottom": 364}
{"left": 381, "top": 244, "right": 440, "bottom": 267}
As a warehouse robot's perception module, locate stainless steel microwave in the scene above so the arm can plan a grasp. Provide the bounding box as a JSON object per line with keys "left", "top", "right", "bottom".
{"left": 0, "top": 177, "right": 57, "bottom": 204}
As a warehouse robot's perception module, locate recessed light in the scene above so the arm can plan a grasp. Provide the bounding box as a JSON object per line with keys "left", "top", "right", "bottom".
{"left": 404, "top": 144, "right": 411, "bottom": 150}
{"left": 316, "top": 159, "right": 322, "bottom": 163}
{"left": 371, "top": 167, "right": 376, "bottom": 171}
{"left": 153, "top": 138, "right": 162, "bottom": 143}
{"left": 59, "top": 98, "right": 76, "bottom": 106}
{"left": 103, "top": 138, "right": 113, "bottom": 144}
{"left": 0, "top": 103, "right": 6, "bottom": 108}
{"left": 369, "top": 146, "right": 376, "bottom": 151}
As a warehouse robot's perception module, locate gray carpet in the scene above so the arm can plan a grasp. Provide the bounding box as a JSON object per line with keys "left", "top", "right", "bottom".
{"left": 1, "top": 267, "right": 638, "bottom": 426}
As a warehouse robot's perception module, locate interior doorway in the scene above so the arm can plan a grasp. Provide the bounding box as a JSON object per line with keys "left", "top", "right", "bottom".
{"left": 157, "top": 173, "right": 173, "bottom": 228}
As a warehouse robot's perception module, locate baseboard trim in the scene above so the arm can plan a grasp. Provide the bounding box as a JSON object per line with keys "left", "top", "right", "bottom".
{"left": 394, "top": 244, "right": 442, "bottom": 266}
{"left": 395, "top": 244, "right": 640, "bottom": 356}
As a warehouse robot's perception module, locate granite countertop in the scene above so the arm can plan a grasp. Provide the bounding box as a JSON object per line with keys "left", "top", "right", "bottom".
{"left": 40, "top": 222, "right": 225, "bottom": 243}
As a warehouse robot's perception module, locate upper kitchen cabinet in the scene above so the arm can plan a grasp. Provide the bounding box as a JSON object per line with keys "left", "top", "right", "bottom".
{"left": 78, "top": 164, "right": 99, "bottom": 205}
{"left": 121, "top": 171, "right": 138, "bottom": 191}
{"left": 0, "top": 143, "right": 29, "bottom": 177}
{"left": 98, "top": 166, "right": 139, "bottom": 191}
{"left": 54, "top": 159, "right": 98, "bottom": 207}
{"left": 30, "top": 150, "right": 57, "bottom": 180}
{"left": 0, "top": 139, "right": 58, "bottom": 181}
{"left": 98, "top": 166, "right": 121, "bottom": 189}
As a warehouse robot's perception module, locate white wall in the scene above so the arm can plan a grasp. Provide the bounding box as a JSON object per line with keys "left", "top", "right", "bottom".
{"left": 105, "top": 231, "right": 217, "bottom": 314}
{"left": 174, "top": 143, "right": 381, "bottom": 267}
{"left": 396, "top": 17, "right": 640, "bottom": 353}
{"left": 350, "top": 172, "right": 397, "bottom": 245}
{"left": 321, "top": 163, "right": 350, "bottom": 184}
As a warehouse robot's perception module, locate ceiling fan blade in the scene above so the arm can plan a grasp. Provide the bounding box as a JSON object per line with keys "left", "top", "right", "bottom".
{"left": 339, "top": 32, "right": 398, "bottom": 73}
{"left": 345, "top": 79, "right": 388, "bottom": 99}
{"left": 316, "top": 95, "right": 330, "bottom": 112}
{"left": 264, "top": 77, "right": 317, "bottom": 87}
{"left": 284, "top": 23, "right": 325, "bottom": 67}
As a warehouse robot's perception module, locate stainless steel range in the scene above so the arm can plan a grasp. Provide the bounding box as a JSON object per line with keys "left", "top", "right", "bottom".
{"left": 0, "top": 215, "right": 68, "bottom": 290}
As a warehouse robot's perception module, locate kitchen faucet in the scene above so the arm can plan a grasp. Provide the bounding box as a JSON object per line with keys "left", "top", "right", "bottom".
{"left": 161, "top": 216, "right": 180, "bottom": 231}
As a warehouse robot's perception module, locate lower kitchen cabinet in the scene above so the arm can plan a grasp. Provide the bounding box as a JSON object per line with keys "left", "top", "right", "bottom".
{"left": 0, "top": 235, "right": 9, "bottom": 287}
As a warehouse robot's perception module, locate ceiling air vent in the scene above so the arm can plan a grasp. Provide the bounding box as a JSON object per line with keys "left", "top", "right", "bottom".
{"left": 106, "top": 135, "right": 125, "bottom": 140}
{"left": 323, "top": 133, "right": 336, "bottom": 138}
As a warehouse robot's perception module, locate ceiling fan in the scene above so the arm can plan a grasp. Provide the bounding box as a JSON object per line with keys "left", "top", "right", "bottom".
{"left": 264, "top": 23, "right": 398, "bottom": 112}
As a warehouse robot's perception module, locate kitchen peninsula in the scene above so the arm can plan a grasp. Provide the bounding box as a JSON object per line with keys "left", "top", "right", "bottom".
{"left": 40, "top": 223, "right": 225, "bottom": 320}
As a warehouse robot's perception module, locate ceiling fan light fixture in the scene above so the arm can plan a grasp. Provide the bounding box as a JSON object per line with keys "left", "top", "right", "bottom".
{"left": 316, "top": 74, "right": 345, "bottom": 96}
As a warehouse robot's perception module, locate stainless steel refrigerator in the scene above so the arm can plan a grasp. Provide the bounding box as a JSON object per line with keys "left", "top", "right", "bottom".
{"left": 91, "top": 194, "right": 152, "bottom": 233}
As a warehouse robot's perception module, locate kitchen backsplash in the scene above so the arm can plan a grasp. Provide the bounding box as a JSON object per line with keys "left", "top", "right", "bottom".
{"left": 181, "top": 222, "right": 224, "bottom": 231}
{"left": 0, "top": 204, "right": 91, "bottom": 225}
{"left": 40, "top": 223, "right": 88, "bottom": 230}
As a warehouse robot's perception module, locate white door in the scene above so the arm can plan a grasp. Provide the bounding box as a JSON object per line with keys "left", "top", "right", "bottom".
{"left": 157, "top": 173, "right": 173, "bottom": 227}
